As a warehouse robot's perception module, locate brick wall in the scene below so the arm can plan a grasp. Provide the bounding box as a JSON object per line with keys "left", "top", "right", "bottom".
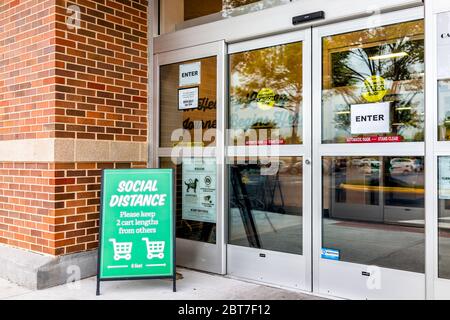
{"left": 0, "top": 0, "right": 57, "bottom": 141}
{"left": 0, "top": 0, "right": 149, "bottom": 256}
{"left": 0, "top": 0, "right": 148, "bottom": 142}
{"left": 53, "top": 0, "right": 148, "bottom": 141}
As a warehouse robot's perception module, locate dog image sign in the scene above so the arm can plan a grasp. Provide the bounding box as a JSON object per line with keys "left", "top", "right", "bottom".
{"left": 181, "top": 158, "right": 217, "bottom": 223}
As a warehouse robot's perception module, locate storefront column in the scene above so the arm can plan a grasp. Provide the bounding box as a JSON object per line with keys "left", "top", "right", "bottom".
{"left": 0, "top": 0, "right": 150, "bottom": 289}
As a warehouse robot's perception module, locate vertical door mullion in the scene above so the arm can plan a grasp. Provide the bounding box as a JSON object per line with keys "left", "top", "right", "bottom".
{"left": 217, "top": 40, "right": 227, "bottom": 274}
{"left": 303, "top": 28, "right": 313, "bottom": 291}
{"left": 311, "top": 25, "right": 322, "bottom": 293}
{"left": 424, "top": 0, "right": 438, "bottom": 300}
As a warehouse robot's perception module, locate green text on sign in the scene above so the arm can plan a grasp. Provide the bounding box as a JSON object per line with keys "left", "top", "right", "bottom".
{"left": 99, "top": 169, "right": 174, "bottom": 279}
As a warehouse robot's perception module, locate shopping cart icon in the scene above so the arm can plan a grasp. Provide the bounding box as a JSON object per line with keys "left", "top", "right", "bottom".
{"left": 142, "top": 238, "right": 165, "bottom": 259}
{"left": 109, "top": 238, "right": 132, "bottom": 261}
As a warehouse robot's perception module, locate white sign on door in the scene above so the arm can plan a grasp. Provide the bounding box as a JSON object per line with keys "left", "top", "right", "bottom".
{"left": 182, "top": 158, "right": 216, "bottom": 223}
{"left": 350, "top": 102, "right": 390, "bottom": 135}
{"left": 440, "top": 157, "right": 450, "bottom": 200}
{"left": 438, "top": 12, "right": 450, "bottom": 79}
{"left": 178, "top": 87, "right": 199, "bottom": 110}
{"left": 179, "top": 62, "right": 201, "bottom": 87}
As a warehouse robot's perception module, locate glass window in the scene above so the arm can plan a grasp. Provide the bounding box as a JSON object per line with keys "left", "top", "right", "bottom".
{"left": 322, "top": 156, "right": 425, "bottom": 273}
{"left": 159, "top": 0, "right": 299, "bottom": 35}
{"left": 228, "top": 157, "right": 303, "bottom": 255}
{"left": 159, "top": 57, "right": 217, "bottom": 148}
{"left": 322, "top": 20, "right": 424, "bottom": 144}
{"left": 160, "top": 157, "right": 217, "bottom": 244}
{"left": 439, "top": 157, "right": 450, "bottom": 279}
{"left": 438, "top": 80, "right": 450, "bottom": 141}
{"left": 229, "top": 42, "right": 303, "bottom": 146}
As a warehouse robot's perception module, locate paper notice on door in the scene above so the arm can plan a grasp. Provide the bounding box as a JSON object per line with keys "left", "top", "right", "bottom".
{"left": 178, "top": 87, "right": 199, "bottom": 110}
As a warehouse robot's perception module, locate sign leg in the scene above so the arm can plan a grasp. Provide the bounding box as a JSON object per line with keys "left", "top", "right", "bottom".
{"left": 96, "top": 278, "right": 101, "bottom": 296}
{"left": 173, "top": 273, "right": 177, "bottom": 292}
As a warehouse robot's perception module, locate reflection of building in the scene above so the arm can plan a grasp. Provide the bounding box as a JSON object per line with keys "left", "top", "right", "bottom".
{"left": 327, "top": 157, "right": 425, "bottom": 228}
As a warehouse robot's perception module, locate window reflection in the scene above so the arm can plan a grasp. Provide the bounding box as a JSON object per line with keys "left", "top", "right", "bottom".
{"left": 159, "top": 57, "right": 217, "bottom": 148}
{"left": 160, "top": 0, "right": 297, "bottom": 35}
{"left": 322, "top": 20, "right": 424, "bottom": 144}
{"left": 229, "top": 42, "right": 303, "bottom": 146}
{"left": 228, "top": 157, "right": 303, "bottom": 254}
{"left": 438, "top": 157, "right": 450, "bottom": 279}
{"left": 438, "top": 80, "right": 450, "bottom": 141}
{"left": 323, "top": 156, "right": 425, "bottom": 273}
{"left": 223, "top": 0, "right": 260, "bottom": 10}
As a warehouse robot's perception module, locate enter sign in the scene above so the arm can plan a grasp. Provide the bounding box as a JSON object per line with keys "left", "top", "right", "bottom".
{"left": 350, "top": 102, "right": 391, "bottom": 135}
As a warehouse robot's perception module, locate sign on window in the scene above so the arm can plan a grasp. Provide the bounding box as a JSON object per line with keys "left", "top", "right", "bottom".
{"left": 350, "top": 102, "right": 390, "bottom": 135}
{"left": 182, "top": 158, "right": 217, "bottom": 223}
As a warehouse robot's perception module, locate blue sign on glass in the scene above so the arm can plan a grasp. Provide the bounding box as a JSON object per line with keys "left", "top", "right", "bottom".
{"left": 321, "top": 248, "right": 340, "bottom": 261}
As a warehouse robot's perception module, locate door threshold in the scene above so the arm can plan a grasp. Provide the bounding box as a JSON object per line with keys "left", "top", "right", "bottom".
{"left": 225, "top": 274, "right": 340, "bottom": 300}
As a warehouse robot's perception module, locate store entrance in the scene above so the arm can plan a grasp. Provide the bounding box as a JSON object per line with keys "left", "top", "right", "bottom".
{"left": 154, "top": 4, "right": 426, "bottom": 299}
{"left": 225, "top": 6, "right": 426, "bottom": 298}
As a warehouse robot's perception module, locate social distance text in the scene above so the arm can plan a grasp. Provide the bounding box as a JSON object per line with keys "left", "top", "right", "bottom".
{"left": 109, "top": 180, "right": 167, "bottom": 208}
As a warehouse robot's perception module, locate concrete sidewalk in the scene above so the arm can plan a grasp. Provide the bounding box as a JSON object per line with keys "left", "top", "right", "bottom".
{"left": 0, "top": 268, "right": 324, "bottom": 300}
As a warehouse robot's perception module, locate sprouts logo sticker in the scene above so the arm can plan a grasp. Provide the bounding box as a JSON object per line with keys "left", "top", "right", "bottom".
{"left": 256, "top": 88, "right": 276, "bottom": 110}
{"left": 362, "top": 75, "right": 388, "bottom": 103}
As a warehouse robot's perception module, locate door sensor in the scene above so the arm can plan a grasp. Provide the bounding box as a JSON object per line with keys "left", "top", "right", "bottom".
{"left": 292, "top": 11, "right": 325, "bottom": 25}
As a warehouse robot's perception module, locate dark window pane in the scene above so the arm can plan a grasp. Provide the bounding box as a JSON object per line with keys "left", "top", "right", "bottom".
{"left": 322, "top": 156, "right": 425, "bottom": 273}
{"left": 228, "top": 157, "right": 303, "bottom": 255}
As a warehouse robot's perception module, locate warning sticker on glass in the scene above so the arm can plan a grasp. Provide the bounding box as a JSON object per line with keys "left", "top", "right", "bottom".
{"left": 321, "top": 248, "right": 340, "bottom": 261}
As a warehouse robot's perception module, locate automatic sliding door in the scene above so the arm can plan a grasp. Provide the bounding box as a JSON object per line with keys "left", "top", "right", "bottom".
{"left": 226, "top": 31, "right": 312, "bottom": 290}
{"left": 313, "top": 8, "right": 426, "bottom": 299}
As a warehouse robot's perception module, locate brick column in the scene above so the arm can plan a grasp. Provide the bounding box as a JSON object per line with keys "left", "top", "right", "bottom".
{"left": 0, "top": 0, "right": 149, "bottom": 269}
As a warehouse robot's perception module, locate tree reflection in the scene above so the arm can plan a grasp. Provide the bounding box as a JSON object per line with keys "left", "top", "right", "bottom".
{"left": 229, "top": 42, "right": 303, "bottom": 144}
{"left": 324, "top": 21, "right": 425, "bottom": 142}
{"left": 223, "top": 0, "right": 260, "bottom": 10}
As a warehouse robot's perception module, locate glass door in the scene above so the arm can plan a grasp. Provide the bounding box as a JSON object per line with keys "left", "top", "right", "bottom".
{"left": 226, "top": 30, "right": 312, "bottom": 290}
{"left": 312, "top": 7, "right": 426, "bottom": 299}
{"left": 154, "top": 42, "right": 226, "bottom": 274}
